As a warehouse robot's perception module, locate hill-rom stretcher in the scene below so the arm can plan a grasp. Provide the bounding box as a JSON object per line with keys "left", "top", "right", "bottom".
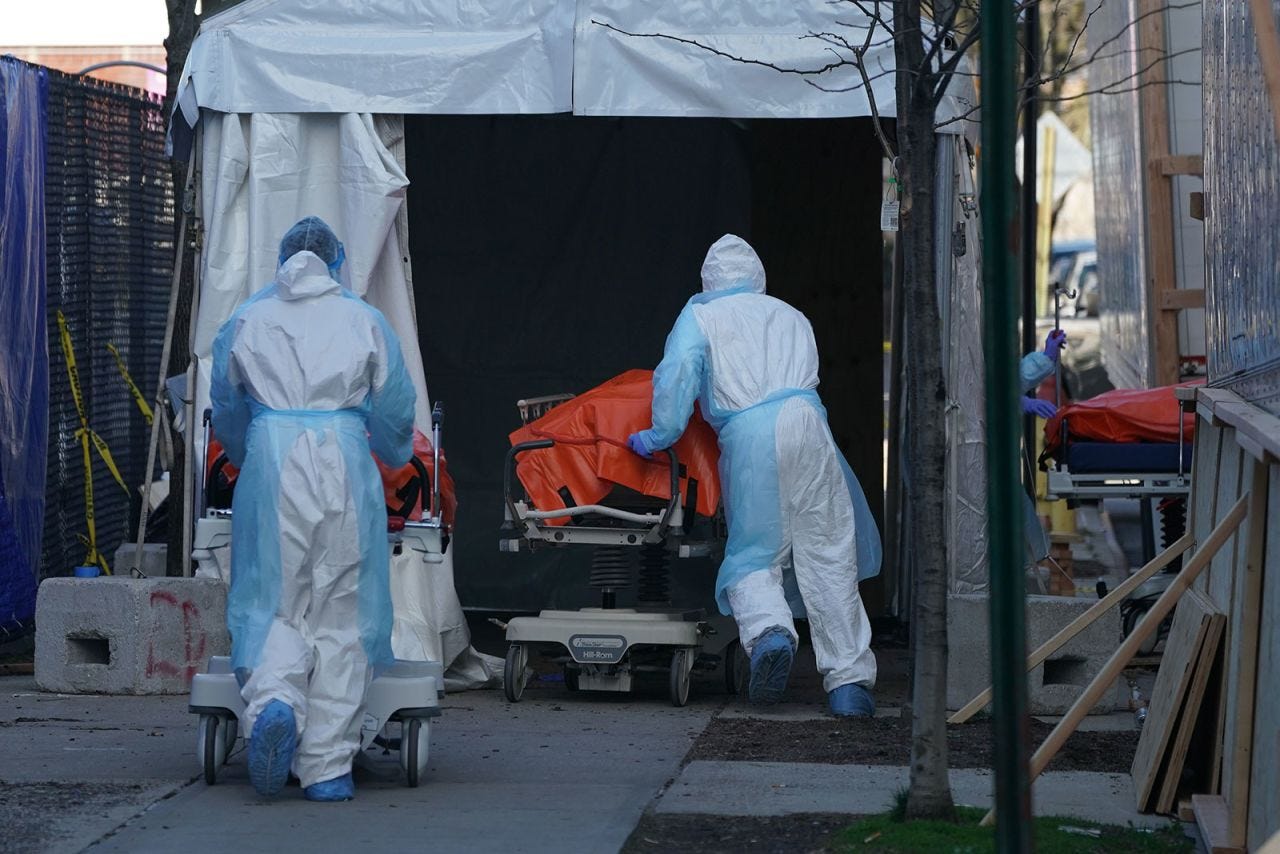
{"left": 498, "top": 370, "right": 739, "bottom": 707}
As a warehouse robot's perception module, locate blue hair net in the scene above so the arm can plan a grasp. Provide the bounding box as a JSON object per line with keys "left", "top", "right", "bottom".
{"left": 278, "top": 216, "right": 345, "bottom": 278}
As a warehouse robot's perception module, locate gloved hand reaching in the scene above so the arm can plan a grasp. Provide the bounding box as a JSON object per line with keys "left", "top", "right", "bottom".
{"left": 1022, "top": 397, "right": 1057, "bottom": 419}
{"left": 626, "top": 432, "right": 656, "bottom": 460}
{"left": 1043, "top": 329, "right": 1067, "bottom": 362}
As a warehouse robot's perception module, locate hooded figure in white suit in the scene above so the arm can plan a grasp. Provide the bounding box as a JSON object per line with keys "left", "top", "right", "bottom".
{"left": 211, "top": 216, "right": 416, "bottom": 801}
{"left": 628, "top": 235, "right": 880, "bottom": 716}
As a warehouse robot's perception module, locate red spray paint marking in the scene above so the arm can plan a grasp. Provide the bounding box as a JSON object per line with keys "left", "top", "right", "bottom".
{"left": 146, "top": 591, "right": 205, "bottom": 683}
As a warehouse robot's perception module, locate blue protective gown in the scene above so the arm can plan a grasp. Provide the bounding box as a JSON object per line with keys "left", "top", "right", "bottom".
{"left": 633, "top": 235, "right": 880, "bottom": 691}
{"left": 210, "top": 250, "right": 415, "bottom": 787}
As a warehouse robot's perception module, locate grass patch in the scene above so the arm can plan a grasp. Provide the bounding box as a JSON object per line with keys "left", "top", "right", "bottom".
{"left": 831, "top": 806, "right": 1192, "bottom": 853}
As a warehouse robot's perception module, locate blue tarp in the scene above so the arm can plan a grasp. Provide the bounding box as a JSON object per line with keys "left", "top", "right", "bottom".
{"left": 0, "top": 57, "right": 49, "bottom": 634}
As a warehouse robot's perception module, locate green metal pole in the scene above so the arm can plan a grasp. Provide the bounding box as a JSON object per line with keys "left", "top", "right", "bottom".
{"left": 981, "top": 3, "right": 1034, "bottom": 852}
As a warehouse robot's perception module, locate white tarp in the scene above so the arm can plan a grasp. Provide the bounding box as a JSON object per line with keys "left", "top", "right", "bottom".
{"left": 1014, "top": 111, "right": 1093, "bottom": 205}
{"left": 174, "top": 0, "right": 975, "bottom": 130}
{"left": 175, "top": 0, "right": 574, "bottom": 125}
{"left": 194, "top": 111, "right": 501, "bottom": 688}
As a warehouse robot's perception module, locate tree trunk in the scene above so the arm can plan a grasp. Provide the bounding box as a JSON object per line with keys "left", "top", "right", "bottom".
{"left": 896, "top": 0, "right": 956, "bottom": 822}
{"left": 163, "top": 0, "right": 199, "bottom": 575}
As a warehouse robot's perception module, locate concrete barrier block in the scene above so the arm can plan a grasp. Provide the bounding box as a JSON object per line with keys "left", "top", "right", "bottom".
{"left": 35, "top": 577, "right": 229, "bottom": 695}
{"left": 112, "top": 542, "right": 168, "bottom": 578}
{"left": 947, "top": 592, "right": 1121, "bottom": 716}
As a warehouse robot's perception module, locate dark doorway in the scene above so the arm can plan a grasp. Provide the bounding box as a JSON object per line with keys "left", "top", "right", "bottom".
{"left": 405, "top": 115, "right": 885, "bottom": 613}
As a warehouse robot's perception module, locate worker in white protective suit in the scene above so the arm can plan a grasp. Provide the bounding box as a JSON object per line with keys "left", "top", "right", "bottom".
{"left": 627, "top": 235, "right": 882, "bottom": 717}
{"left": 210, "top": 216, "right": 415, "bottom": 802}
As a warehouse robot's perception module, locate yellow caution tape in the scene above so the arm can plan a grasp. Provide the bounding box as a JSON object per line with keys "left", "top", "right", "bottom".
{"left": 106, "top": 343, "right": 154, "bottom": 426}
{"left": 56, "top": 311, "right": 130, "bottom": 575}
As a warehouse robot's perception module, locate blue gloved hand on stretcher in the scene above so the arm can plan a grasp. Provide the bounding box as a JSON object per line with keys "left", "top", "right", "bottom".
{"left": 1022, "top": 396, "right": 1057, "bottom": 419}
{"left": 626, "top": 431, "right": 656, "bottom": 460}
{"left": 1043, "top": 329, "right": 1067, "bottom": 362}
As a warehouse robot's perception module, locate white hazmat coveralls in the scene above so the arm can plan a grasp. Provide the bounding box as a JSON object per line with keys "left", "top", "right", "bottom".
{"left": 210, "top": 250, "right": 415, "bottom": 788}
{"left": 631, "top": 235, "right": 880, "bottom": 693}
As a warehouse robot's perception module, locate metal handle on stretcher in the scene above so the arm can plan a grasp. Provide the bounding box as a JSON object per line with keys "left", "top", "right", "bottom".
{"left": 504, "top": 439, "right": 683, "bottom": 536}
{"left": 431, "top": 402, "right": 443, "bottom": 520}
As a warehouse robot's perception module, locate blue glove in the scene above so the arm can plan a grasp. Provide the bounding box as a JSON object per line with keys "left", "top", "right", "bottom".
{"left": 626, "top": 432, "right": 656, "bottom": 460}
{"left": 1043, "top": 329, "right": 1067, "bottom": 363}
{"left": 1022, "top": 397, "right": 1057, "bottom": 419}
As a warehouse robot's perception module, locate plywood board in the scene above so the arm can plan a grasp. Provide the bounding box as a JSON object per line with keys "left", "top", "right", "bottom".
{"left": 1191, "top": 422, "right": 1224, "bottom": 599}
{"left": 1208, "top": 430, "right": 1243, "bottom": 610}
{"left": 1194, "top": 794, "right": 1245, "bottom": 854}
{"left": 1157, "top": 604, "right": 1226, "bottom": 813}
{"left": 1226, "top": 461, "right": 1269, "bottom": 845}
{"left": 1133, "top": 588, "right": 1217, "bottom": 810}
{"left": 1248, "top": 465, "right": 1280, "bottom": 848}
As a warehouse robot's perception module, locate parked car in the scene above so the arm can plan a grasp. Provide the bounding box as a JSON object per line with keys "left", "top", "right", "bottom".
{"left": 1049, "top": 240, "right": 1098, "bottom": 318}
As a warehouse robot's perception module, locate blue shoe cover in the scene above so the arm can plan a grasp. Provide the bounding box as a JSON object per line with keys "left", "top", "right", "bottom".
{"left": 248, "top": 699, "right": 297, "bottom": 797}
{"left": 829, "top": 683, "right": 876, "bottom": 717}
{"left": 304, "top": 772, "right": 355, "bottom": 802}
{"left": 748, "top": 627, "right": 794, "bottom": 705}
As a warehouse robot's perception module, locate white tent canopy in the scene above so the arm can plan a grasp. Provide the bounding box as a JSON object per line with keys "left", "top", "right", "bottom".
{"left": 173, "top": 0, "right": 976, "bottom": 137}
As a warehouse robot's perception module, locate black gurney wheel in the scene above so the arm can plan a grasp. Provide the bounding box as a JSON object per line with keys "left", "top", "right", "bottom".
{"left": 1123, "top": 606, "right": 1164, "bottom": 656}
{"left": 564, "top": 665, "right": 579, "bottom": 692}
{"left": 200, "top": 714, "right": 219, "bottom": 785}
{"left": 504, "top": 644, "right": 527, "bottom": 703}
{"left": 669, "top": 648, "right": 691, "bottom": 707}
{"left": 404, "top": 718, "right": 422, "bottom": 788}
{"left": 723, "top": 640, "right": 746, "bottom": 695}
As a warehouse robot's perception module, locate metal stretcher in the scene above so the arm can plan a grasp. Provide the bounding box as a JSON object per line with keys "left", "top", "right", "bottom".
{"left": 188, "top": 404, "right": 450, "bottom": 787}
{"left": 1043, "top": 389, "right": 1194, "bottom": 563}
{"left": 498, "top": 394, "right": 738, "bottom": 707}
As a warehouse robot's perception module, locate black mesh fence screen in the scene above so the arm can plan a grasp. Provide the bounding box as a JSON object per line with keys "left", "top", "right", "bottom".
{"left": 41, "top": 70, "right": 174, "bottom": 577}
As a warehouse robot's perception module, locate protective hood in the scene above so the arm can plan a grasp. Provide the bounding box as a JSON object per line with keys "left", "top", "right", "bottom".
{"left": 276, "top": 251, "right": 342, "bottom": 300}
{"left": 700, "top": 234, "right": 766, "bottom": 295}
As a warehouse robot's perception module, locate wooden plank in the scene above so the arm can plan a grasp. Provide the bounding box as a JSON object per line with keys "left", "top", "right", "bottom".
{"left": 1195, "top": 794, "right": 1245, "bottom": 854}
{"left": 1132, "top": 588, "right": 1216, "bottom": 810}
{"left": 978, "top": 496, "right": 1250, "bottom": 827}
{"left": 1217, "top": 441, "right": 1249, "bottom": 811}
{"left": 1137, "top": 0, "right": 1180, "bottom": 387}
{"left": 1259, "top": 830, "right": 1280, "bottom": 854}
{"left": 1216, "top": 400, "right": 1280, "bottom": 464}
{"left": 1248, "top": 464, "right": 1280, "bottom": 848}
{"left": 1157, "top": 604, "right": 1227, "bottom": 813}
{"left": 1156, "top": 154, "right": 1205, "bottom": 176}
{"left": 1226, "top": 462, "right": 1269, "bottom": 845}
{"left": 1191, "top": 421, "right": 1224, "bottom": 601}
{"left": 1199, "top": 388, "right": 1242, "bottom": 427}
{"left": 1248, "top": 0, "right": 1280, "bottom": 145}
{"left": 947, "top": 533, "right": 1194, "bottom": 724}
{"left": 1159, "top": 288, "right": 1206, "bottom": 311}
{"left": 1208, "top": 431, "right": 1244, "bottom": 611}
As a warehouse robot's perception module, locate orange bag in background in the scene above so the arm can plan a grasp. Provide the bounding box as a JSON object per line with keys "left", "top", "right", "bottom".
{"left": 1042, "top": 380, "right": 1202, "bottom": 460}
{"left": 376, "top": 429, "right": 457, "bottom": 525}
{"left": 206, "top": 428, "right": 455, "bottom": 525}
{"left": 509, "top": 369, "right": 721, "bottom": 523}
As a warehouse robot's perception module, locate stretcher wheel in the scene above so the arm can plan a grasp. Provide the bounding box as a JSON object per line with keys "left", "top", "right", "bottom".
{"left": 400, "top": 718, "right": 429, "bottom": 787}
{"left": 669, "top": 649, "right": 691, "bottom": 707}
{"left": 723, "top": 640, "right": 745, "bottom": 696}
{"left": 199, "top": 713, "right": 220, "bottom": 785}
{"left": 504, "top": 644, "right": 528, "bottom": 703}
{"left": 1123, "top": 606, "right": 1164, "bottom": 656}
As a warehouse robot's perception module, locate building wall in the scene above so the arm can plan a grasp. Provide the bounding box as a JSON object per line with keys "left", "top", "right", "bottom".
{"left": 1088, "top": 0, "right": 1150, "bottom": 389}
{"left": 0, "top": 47, "right": 165, "bottom": 94}
{"left": 1203, "top": 2, "right": 1280, "bottom": 416}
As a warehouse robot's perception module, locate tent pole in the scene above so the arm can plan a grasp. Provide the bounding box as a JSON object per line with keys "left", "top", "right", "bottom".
{"left": 131, "top": 154, "right": 196, "bottom": 576}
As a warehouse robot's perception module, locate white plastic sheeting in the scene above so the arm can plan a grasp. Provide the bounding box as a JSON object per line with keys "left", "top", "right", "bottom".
{"left": 939, "top": 136, "right": 989, "bottom": 594}
{"left": 173, "top": 0, "right": 976, "bottom": 130}
{"left": 1087, "top": 0, "right": 1150, "bottom": 390}
{"left": 575, "top": 1, "right": 898, "bottom": 120}
{"left": 194, "top": 111, "right": 500, "bottom": 687}
{"left": 175, "top": 0, "right": 574, "bottom": 123}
